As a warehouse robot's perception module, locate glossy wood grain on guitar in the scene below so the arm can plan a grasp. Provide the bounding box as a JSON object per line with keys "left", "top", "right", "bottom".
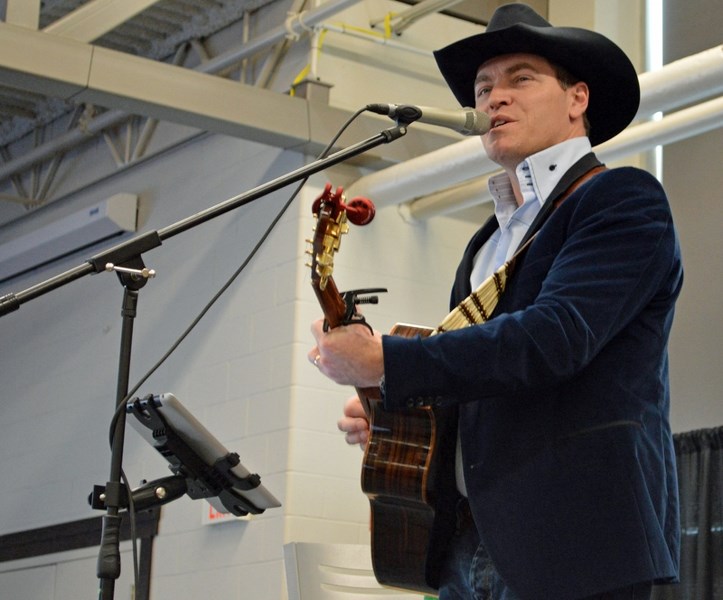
{"left": 309, "top": 184, "right": 454, "bottom": 595}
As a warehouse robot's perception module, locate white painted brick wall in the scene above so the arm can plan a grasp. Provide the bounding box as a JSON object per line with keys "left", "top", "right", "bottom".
{"left": 0, "top": 124, "right": 479, "bottom": 598}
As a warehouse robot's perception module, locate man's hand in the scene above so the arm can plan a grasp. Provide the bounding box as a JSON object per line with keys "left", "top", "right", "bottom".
{"left": 337, "top": 395, "right": 370, "bottom": 449}
{"left": 308, "top": 318, "right": 384, "bottom": 388}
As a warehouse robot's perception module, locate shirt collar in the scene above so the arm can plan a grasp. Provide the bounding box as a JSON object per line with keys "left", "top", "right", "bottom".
{"left": 487, "top": 137, "right": 592, "bottom": 220}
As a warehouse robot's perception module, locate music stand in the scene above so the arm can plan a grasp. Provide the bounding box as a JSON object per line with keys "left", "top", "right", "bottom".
{"left": 89, "top": 393, "right": 280, "bottom": 516}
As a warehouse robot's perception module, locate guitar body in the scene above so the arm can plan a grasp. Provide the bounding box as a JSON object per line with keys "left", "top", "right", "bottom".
{"left": 358, "top": 324, "right": 457, "bottom": 595}
{"left": 308, "top": 185, "right": 456, "bottom": 595}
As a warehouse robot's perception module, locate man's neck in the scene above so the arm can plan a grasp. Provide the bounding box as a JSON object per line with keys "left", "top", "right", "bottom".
{"left": 506, "top": 169, "right": 525, "bottom": 207}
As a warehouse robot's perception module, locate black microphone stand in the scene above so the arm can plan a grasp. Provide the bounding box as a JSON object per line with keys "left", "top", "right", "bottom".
{"left": 0, "top": 124, "right": 407, "bottom": 600}
{"left": 95, "top": 260, "right": 148, "bottom": 599}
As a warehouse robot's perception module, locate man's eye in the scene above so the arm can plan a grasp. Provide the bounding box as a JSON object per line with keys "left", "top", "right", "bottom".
{"left": 476, "top": 87, "right": 491, "bottom": 97}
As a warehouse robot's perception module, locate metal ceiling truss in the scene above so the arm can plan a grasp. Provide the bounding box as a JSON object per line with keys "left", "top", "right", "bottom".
{"left": 0, "top": 0, "right": 297, "bottom": 212}
{"left": 0, "top": 0, "right": 480, "bottom": 225}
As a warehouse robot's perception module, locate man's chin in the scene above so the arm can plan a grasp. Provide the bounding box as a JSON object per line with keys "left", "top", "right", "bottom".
{"left": 483, "top": 145, "right": 520, "bottom": 169}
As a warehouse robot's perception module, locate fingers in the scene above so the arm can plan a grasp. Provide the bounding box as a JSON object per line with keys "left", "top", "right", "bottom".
{"left": 338, "top": 396, "right": 370, "bottom": 449}
{"left": 307, "top": 320, "right": 384, "bottom": 387}
{"left": 344, "top": 428, "right": 369, "bottom": 448}
{"left": 343, "top": 395, "right": 366, "bottom": 418}
{"left": 309, "top": 318, "right": 326, "bottom": 344}
{"left": 307, "top": 346, "right": 321, "bottom": 368}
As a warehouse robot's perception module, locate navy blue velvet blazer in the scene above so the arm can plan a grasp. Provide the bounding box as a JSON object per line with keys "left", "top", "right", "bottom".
{"left": 381, "top": 156, "right": 683, "bottom": 599}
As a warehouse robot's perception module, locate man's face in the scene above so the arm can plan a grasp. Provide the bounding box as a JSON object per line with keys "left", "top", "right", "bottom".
{"left": 474, "top": 53, "right": 589, "bottom": 170}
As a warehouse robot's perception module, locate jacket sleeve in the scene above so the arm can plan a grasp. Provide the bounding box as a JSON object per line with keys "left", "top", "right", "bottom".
{"left": 381, "top": 167, "right": 683, "bottom": 410}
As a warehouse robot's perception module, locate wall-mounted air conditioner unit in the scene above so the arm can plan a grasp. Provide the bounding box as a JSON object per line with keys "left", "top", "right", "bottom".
{"left": 0, "top": 193, "right": 138, "bottom": 283}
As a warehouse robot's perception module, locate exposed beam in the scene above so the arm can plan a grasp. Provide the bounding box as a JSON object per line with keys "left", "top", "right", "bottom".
{"left": 5, "top": 0, "right": 41, "bottom": 30}
{"left": 370, "top": 0, "right": 466, "bottom": 35}
{"left": 0, "top": 22, "right": 92, "bottom": 100}
{"left": 0, "top": 20, "right": 456, "bottom": 183}
{"left": 42, "top": 0, "right": 163, "bottom": 43}
{"left": 79, "top": 44, "right": 312, "bottom": 148}
{"left": 0, "top": 192, "right": 37, "bottom": 207}
{"left": 0, "top": 21, "right": 308, "bottom": 147}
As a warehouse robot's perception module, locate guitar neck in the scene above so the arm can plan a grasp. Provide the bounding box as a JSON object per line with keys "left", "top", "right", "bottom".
{"left": 314, "top": 278, "right": 374, "bottom": 416}
{"left": 313, "top": 276, "right": 347, "bottom": 330}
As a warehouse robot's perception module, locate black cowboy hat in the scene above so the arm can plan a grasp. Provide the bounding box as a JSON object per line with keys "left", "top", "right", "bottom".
{"left": 433, "top": 3, "right": 640, "bottom": 146}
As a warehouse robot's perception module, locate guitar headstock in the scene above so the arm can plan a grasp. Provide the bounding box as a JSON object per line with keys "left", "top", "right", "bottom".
{"left": 309, "top": 183, "right": 349, "bottom": 292}
{"left": 307, "top": 183, "right": 376, "bottom": 328}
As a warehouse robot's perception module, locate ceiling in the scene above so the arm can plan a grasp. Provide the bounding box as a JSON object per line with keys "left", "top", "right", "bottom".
{"left": 0, "top": 0, "right": 545, "bottom": 150}
{"left": 0, "top": 0, "right": 276, "bottom": 149}
{"left": 0, "top": 0, "right": 548, "bottom": 225}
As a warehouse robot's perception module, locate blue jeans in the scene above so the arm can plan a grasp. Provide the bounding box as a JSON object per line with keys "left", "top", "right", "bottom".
{"left": 437, "top": 514, "right": 521, "bottom": 600}
{"left": 437, "top": 500, "right": 653, "bottom": 600}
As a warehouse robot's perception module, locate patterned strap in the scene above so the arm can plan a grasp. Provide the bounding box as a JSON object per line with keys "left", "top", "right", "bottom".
{"left": 436, "top": 261, "right": 511, "bottom": 332}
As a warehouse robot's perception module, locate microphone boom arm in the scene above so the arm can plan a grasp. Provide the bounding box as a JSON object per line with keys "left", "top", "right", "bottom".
{"left": 0, "top": 124, "right": 408, "bottom": 317}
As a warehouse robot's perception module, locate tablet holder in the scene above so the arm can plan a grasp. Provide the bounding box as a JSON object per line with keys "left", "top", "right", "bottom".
{"left": 89, "top": 394, "right": 264, "bottom": 516}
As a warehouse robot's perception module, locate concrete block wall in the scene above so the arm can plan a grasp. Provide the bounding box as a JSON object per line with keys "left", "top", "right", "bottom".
{"left": 0, "top": 134, "right": 300, "bottom": 598}
{"left": 0, "top": 127, "right": 480, "bottom": 599}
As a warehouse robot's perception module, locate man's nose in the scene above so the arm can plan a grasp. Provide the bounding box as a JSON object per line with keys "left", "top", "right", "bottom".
{"left": 481, "top": 87, "right": 510, "bottom": 111}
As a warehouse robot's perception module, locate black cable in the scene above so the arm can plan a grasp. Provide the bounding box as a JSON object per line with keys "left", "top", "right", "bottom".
{"left": 121, "top": 468, "right": 139, "bottom": 589}
{"left": 111, "top": 106, "right": 368, "bottom": 593}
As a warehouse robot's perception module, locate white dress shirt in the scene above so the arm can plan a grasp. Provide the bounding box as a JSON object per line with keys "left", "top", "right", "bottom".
{"left": 457, "top": 136, "right": 593, "bottom": 496}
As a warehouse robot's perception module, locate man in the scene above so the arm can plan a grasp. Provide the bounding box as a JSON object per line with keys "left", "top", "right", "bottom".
{"left": 309, "top": 4, "right": 682, "bottom": 599}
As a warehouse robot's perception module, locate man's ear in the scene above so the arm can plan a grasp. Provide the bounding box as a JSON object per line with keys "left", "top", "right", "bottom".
{"left": 569, "top": 81, "right": 590, "bottom": 121}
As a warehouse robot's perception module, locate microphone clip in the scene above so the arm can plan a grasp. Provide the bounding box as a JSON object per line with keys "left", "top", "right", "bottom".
{"left": 367, "top": 103, "right": 422, "bottom": 125}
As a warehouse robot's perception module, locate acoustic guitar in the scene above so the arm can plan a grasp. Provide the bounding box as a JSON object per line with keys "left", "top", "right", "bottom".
{"left": 308, "top": 183, "right": 456, "bottom": 595}
{"left": 307, "top": 166, "right": 603, "bottom": 592}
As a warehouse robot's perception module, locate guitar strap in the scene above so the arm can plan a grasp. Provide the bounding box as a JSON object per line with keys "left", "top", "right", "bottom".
{"left": 516, "top": 152, "right": 606, "bottom": 249}
{"left": 438, "top": 156, "right": 607, "bottom": 332}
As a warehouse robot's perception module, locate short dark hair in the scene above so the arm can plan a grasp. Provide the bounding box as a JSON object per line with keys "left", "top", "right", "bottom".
{"left": 553, "top": 63, "right": 591, "bottom": 137}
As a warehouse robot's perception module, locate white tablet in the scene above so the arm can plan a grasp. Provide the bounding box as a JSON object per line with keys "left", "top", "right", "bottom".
{"left": 127, "top": 392, "right": 281, "bottom": 515}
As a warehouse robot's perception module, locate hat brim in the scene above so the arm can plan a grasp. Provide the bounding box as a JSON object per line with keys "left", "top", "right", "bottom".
{"left": 433, "top": 24, "right": 640, "bottom": 146}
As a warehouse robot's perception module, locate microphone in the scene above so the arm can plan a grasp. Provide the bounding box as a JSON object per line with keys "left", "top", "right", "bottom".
{"left": 366, "top": 103, "right": 490, "bottom": 136}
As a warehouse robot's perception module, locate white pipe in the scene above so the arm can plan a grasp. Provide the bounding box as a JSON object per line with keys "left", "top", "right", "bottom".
{"left": 636, "top": 46, "right": 723, "bottom": 118}
{"left": 198, "top": 0, "right": 360, "bottom": 75}
{"left": 386, "top": 0, "right": 466, "bottom": 35}
{"left": 321, "top": 22, "right": 433, "bottom": 57}
{"left": 347, "top": 136, "right": 490, "bottom": 208}
{"left": 347, "top": 45, "right": 723, "bottom": 211}
{"left": 401, "top": 95, "right": 723, "bottom": 221}
{"left": 398, "top": 173, "right": 495, "bottom": 221}
{"left": 596, "top": 95, "right": 723, "bottom": 162}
